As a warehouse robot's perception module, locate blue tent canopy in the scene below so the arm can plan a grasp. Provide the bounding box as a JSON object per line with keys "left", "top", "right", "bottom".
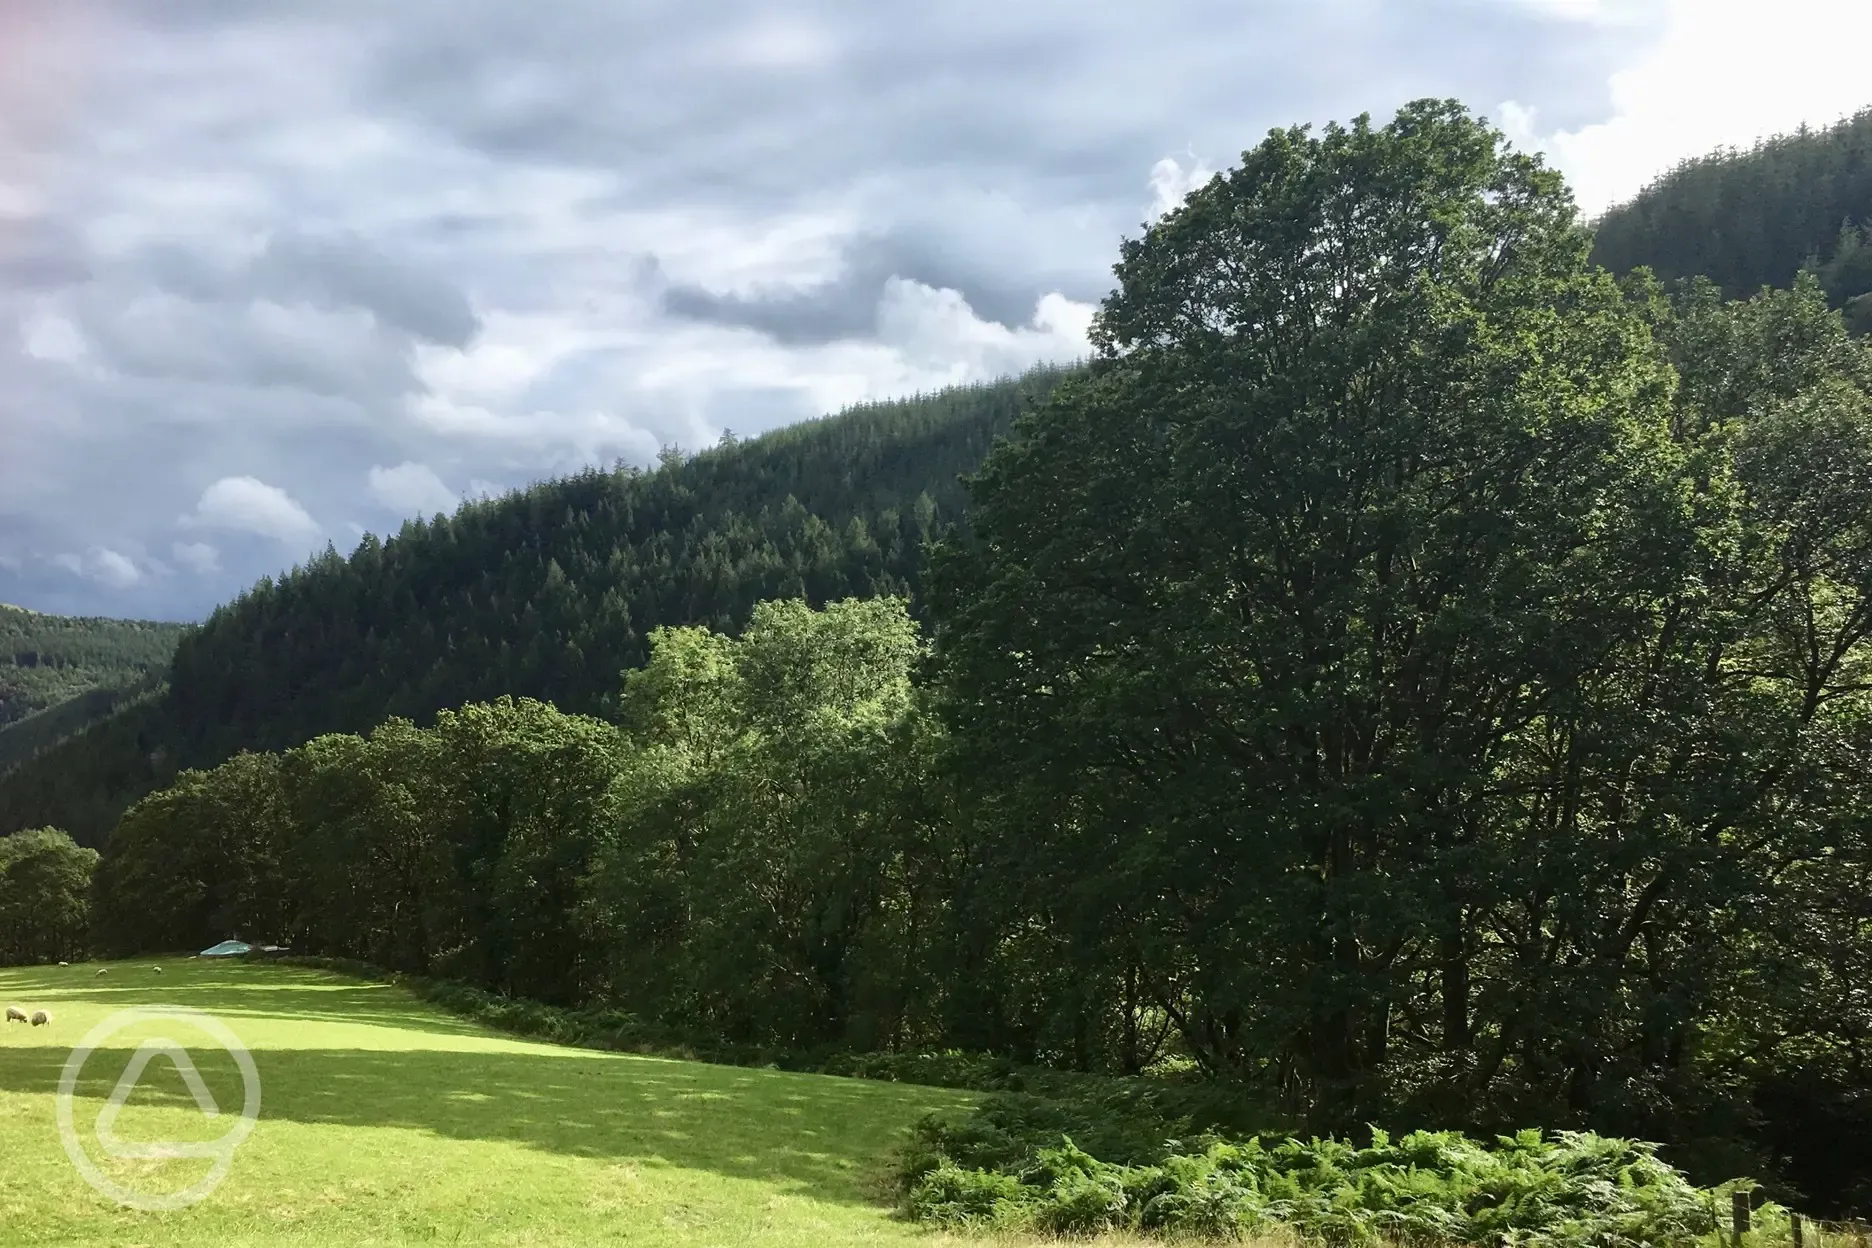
{"left": 199, "top": 940, "right": 252, "bottom": 958}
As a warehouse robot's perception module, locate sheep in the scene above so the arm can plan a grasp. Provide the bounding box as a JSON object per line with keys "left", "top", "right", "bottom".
{"left": 4, "top": 1006, "right": 25, "bottom": 1024}
{"left": 57, "top": 960, "right": 68, "bottom": 966}
{"left": 29, "top": 1010, "right": 50, "bottom": 1026}
{"left": 152, "top": 966, "right": 162, "bottom": 974}
{"left": 95, "top": 968, "right": 108, "bottom": 976}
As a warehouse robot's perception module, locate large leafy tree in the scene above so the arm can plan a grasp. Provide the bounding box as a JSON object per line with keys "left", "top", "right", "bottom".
{"left": 0, "top": 827, "right": 98, "bottom": 965}
{"left": 591, "top": 596, "right": 949, "bottom": 1049}
{"left": 931, "top": 98, "right": 1691, "bottom": 1125}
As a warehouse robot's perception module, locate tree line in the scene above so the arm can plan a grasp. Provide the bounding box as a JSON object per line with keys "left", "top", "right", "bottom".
{"left": 15, "top": 99, "right": 1872, "bottom": 1213}
{"left": 0, "top": 827, "right": 95, "bottom": 966}
{"left": 0, "top": 369, "right": 1070, "bottom": 845}
{"left": 1591, "top": 104, "right": 1872, "bottom": 333}
{"left": 96, "top": 599, "right": 966, "bottom": 1055}
{"left": 6, "top": 102, "right": 1867, "bottom": 851}
{"left": 0, "top": 604, "right": 183, "bottom": 732}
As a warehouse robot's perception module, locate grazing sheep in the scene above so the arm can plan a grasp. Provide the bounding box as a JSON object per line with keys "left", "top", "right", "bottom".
{"left": 4, "top": 1006, "right": 25, "bottom": 1024}
{"left": 29, "top": 1010, "right": 50, "bottom": 1027}
{"left": 57, "top": 961, "right": 68, "bottom": 966}
{"left": 95, "top": 968, "right": 108, "bottom": 976}
{"left": 152, "top": 966, "right": 162, "bottom": 974}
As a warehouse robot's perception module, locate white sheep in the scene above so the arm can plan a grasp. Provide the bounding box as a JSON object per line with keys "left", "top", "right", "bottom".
{"left": 152, "top": 966, "right": 162, "bottom": 974}
{"left": 4, "top": 1006, "right": 25, "bottom": 1023}
{"left": 29, "top": 1010, "right": 50, "bottom": 1026}
{"left": 95, "top": 968, "right": 108, "bottom": 976}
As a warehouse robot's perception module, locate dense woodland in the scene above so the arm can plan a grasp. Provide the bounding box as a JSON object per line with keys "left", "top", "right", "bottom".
{"left": 0, "top": 369, "right": 1067, "bottom": 844}
{"left": 8, "top": 100, "right": 1872, "bottom": 1219}
{"left": 0, "top": 606, "right": 183, "bottom": 774}
{"left": 1592, "top": 105, "right": 1872, "bottom": 334}
{"left": 0, "top": 826, "right": 95, "bottom": 966}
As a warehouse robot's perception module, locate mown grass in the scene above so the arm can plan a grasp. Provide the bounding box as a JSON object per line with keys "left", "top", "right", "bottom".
{"left": 0, "top": 958, "right": 1255, "bottom": 1247}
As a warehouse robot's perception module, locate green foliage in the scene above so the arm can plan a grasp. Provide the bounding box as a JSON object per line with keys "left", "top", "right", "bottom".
{"left": 932, "top": 99, "right": 1872, "bottom": 1211}
{"left": 0, "top": 826, "right": 97, "bottom": 965}
{"left": 0, "top": 604, "right": 184, "bottom": 729}
{"left": 584, "top": 596, "right": 950, "bottom": 1047}
{"left": 29, "top": 97, "right": 1872, "bottom": 1221}
{"left": 1591, "top": 105, "right": 1872, "bottom": 306}
{"left": 932, "top": 94, "right": 1685, "bottom": 1116}
{"left": 0, "top": 367, "right": 1070, "bottom": 846}
{"left": 95, "top": 598, "right": 963, "bottom": 1046}
{"left": 900, "top": 1109, "right": 1725, "bottom": 1246}
{"left": 0, "top": 604, "right": 185, "bottom": 781}
{"left": 0, "top": 671, "right": 166, "bottom": 778}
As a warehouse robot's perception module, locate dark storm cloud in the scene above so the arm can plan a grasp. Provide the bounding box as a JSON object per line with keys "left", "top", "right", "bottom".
{"left": 250, "top": 232, "right": 482, "bottom": 348}
{"left": 0, "top": 0, "right": 1669, "bottom": 619}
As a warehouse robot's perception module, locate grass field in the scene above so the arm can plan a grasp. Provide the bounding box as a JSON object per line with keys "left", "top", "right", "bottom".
{"left": 0, "top": 958, "right": 1102, "bottom": 1248}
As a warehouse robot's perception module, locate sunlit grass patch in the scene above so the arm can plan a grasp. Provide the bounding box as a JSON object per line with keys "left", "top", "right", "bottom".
{"left": 0, "top": 957, "right": 1077, "bottom": 1247}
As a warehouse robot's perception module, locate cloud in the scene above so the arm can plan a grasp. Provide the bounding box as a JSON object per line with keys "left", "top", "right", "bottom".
{"left": 172, "top": 540, "right": 221, "bottom": 574}
{"left": 51, "top": 547, "right": 143, "bottom": 589}
{"left": 367, "top": 461, "right": 459, "bottom": 517}
{"left": 180, "top": 477, "right": 321, "bottom": 545}
{"left": 250, "top": 230, "right": 481, "bottom": 348}
{"left": 18, "top": 308, "right": 86, "bottom": 363}
{"left": 5, "top": 0, "right": 1852, "bottom": 620}
{"left": 1148, "top": 153, "right": 1216, "bottom": 220}
{"left": 1498, "top": 0, "right": 1872, "bottom": 215}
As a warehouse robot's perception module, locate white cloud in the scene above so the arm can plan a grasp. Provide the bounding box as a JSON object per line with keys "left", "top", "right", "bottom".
{"left": 873, "top": 278, "right": 1092, "bottom": 374}
{"left": 51, "top": 546, "right": 142, "bottom": 588}
{"left": 171, "top": 540, "right": 220, "bottom": 574}
{"left": 0, "top": 0, "right": 1745, "bottom": 619}
{"left": 1510, "top": 0, "right": 1624, "bottom": 20}
{"left": 1148, "top": 153, "right": 1215, "bottom": 220}
{"left": 180, "top": 476, "right": 321, "bottom": 544}
{"left": 708, "top": 19, "right": 842, "bottom": 71}
{"left": 19, "top": 308, "right": 86, "bottom": 363}
{"left": 367, "top": 461, "right": 459, "bottom": 517}
{"left": 1501, "top": 0, "right": 1872, "bottom": 216}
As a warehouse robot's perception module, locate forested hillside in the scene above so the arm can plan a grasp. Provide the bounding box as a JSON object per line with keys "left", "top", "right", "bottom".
{"left": 0, "top": 367, "right": 1071, "bottom": 844}
{"left": 1591, "top": 105, "right": 1872, "bottom": 332}
{"left": 71, "top": 99, "right": 1872, "bottom": 1219}
{"left": 0, "top": 604, "right": 184, "bottom": 727}
{"left": 0, "top": 605, "right": 185, "bottom": 780}
{"left": 10, "top": 107, "right": 1872, "bottom": 845}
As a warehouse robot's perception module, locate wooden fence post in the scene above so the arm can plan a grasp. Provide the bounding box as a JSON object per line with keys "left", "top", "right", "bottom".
{"left": 1733, "top": 1190, "right": 1752, "bottom": 1246}
{"left": 1790, "top": 1211, "right": 1803, "bottom": 1248}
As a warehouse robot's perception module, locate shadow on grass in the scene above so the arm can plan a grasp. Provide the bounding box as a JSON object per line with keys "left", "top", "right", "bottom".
{"left": 0, "top": 1043, "right": 958, "bottom": 1207}
{"left": 0, "top": 1036, "right": 966, "bottom": 1210}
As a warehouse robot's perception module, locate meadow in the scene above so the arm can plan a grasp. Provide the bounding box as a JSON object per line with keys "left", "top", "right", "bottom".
{"left": 0, "top": 958, "right": 1154, "bottom": 1248}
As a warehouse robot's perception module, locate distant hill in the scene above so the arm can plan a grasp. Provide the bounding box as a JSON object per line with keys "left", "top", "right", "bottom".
{"left": 13, "top": 109, "right": 1872, "bottom": 848}
{"left": 1591, "top": 105, "right": 1872, "bottom": 333}
{"left": 0, "top": 606, "right": 187, "bottom": 783}
{"left": 0, "top": 604, "right": 185, "bottom": 727}
{"left": 0, "top": 365, "right": 1074, "bottom": 844}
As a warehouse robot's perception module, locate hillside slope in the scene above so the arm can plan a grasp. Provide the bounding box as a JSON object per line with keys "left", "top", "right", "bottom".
{"left": 13, "top": 109, "right": 1872, "bottom": 846}
{"left": 1591, "top": 105, "right": 1872, "bottom": 330}
{"left": 0, "top": 606, "right": 187, "bottom": 783}
{"left": 0, "top": 603, "right": 185, "bottom": 728}
{"left": 0, "top": 365, "right": 1072, "bottom": 844}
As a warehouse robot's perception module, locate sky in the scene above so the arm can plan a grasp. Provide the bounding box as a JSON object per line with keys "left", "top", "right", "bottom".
{"left": 1, "top": 0, "right": 1868, "bottom": 621}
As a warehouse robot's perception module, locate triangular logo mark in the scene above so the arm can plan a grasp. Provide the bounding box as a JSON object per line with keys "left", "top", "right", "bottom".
{"left": 94, "top": 1037, "right": 224, "bottom": 1160}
